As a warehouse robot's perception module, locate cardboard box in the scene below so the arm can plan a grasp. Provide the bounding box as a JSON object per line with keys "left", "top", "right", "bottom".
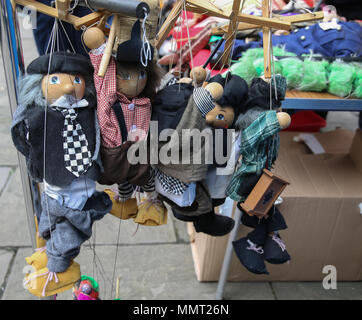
{"left": 189, "top": 129, "right": 362, "bottom": 282}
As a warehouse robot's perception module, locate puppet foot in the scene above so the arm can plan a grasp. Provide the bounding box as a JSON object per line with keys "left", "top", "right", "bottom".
{"left": 193, "top": 211, "right": 235, "bottom": 237}
{"left": 135, "top": 198, "right": 167, "bottom": 226}
{"left": 232, "top": 237, "right": 269, "bottom": 275}
{"left": 25, "top": 247, "right": 48, "bottom": 271}
{"left": 104, "top": 189, "right": 138, "bottom": 220}
{"left": 24, "top": 261, "right": 81, "bottom": 297}
{"left": 263, "top": 234, "right": 291, "bottom": 264}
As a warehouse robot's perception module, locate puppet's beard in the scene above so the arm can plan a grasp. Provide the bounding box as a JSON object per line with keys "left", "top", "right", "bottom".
{"left": 50, "top": 95, "right": 89, "bottom": 109}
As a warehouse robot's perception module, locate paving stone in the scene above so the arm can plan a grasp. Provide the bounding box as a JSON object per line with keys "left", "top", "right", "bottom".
{"left": 0, "top": 250, "right": 14, "bottom": 295}
{"left": 223, "top": 282, "right": 275, "bottom": 300}
{"left": 0, "top": 169, "right": 31, "bottom": 246}
{"left": 5, "top": 246, "right": 275, "bottom": 300}
{"left": 91, "top": 211, "right": 177, "bottom": 245}
{"left": 2, "top": 248, "right": 38, "bottom": 300}
{"left": 0, "top": 167, "right": 11, "bottom": 194}
{"left": 0, "top": 97, "right": 18, "bottom": 167}
{"left": 272, "top": 282, "right": 362, "bottom": 300}
{"left": 3, "top": 245, "right": 216, "bottom": 300}
{"left": 171, "top": 216, "right": 190, "bottom": 243}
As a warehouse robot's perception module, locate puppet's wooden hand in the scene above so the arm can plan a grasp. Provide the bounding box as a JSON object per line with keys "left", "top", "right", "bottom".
{"left": 277, "top": 111, "right": 291, "bottom": 129}
{"left": 83, "top": 28, "right": 106, "bottom": 50}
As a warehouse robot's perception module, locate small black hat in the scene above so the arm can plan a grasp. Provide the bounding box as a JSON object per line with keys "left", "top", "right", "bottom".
{"left": 116, "top": 20, "right": 154, "bottom": 63}
{"left": 27, "top": 51, "right": 94, "bottom": 76}
{"left": 209, "top": 73, "right": 249, "bottom": 116}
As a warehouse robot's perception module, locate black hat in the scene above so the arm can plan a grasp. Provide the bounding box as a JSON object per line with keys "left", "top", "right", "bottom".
{"left": 116, "top": 20, "right": 154, "bottom": 64}
{"left": 27, "top": 51, "right": 94, "bottom": 76}
{"left": 209, "top": 73, "right": 249, "bottom": 116}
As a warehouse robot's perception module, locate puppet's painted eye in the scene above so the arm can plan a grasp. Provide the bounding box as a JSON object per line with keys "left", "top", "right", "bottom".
{"left": 118, "top": 72, "right": 130, "bottom": 80}
{"left": 139, "top": 70, "right": 146, "bottom": 79}
{"left": 216, "top": 114, "right": 225, "bottom": 120}
{"left": 50, "top": 76, "right": 60, "bottom": 84}
{"left": 73, "top": 76, "right": 82, "bottom": 84}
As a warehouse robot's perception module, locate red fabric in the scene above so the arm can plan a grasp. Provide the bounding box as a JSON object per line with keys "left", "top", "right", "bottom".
{"left": 283, "top": 111, "right": 326, "bottom": 132}
{"left": 170, "top": 11, "right": 208, "bottom": 49}
{"left": 172, "top": 27, "right": 204, "bottom": 49}
{"left": 303, "top": 0, "right": 314, "bottom": 8}
{"left": 192, "top": 49, "right": 229, "bottom": 77}
{"left": 89, "top": 49, "right": 151, "bottom": 148}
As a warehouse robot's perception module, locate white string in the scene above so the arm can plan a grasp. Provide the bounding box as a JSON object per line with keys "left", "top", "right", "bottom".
{"left": 141, "top": 9, "right": 152, "bottom": 67}
{"left": 43, "top": 19, "right": 59, "bottom": 253}
{"left": 84, "top": 0, "right": 96, "bottom": 13}
{"left": 68, "top": 0, "right": 79, "bottom": 14}
{"left": 209, "top": 28, "right": 238, "bottom": 74}
{"left": 182, "top": 0, "right": 194, "bottom": 74}
{"left": 178, "top": 10, "right": 183, "bottom": 90}
{"left": 58, "top": 19, "right": 76, "bottom": 53}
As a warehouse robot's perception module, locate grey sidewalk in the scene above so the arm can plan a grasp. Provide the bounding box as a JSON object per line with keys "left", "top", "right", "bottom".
{"left": 0, "top": 16, "right": 361, "bottom": 300}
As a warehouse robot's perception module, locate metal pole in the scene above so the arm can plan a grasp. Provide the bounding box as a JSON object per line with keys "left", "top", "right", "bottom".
{"left": 78, "top": 0, "right": 150, "bottom": 18}
{"left": 0, "top": 0, "right": 37, "bottom": 250}
{"left": 216, "top": 206, "right": 243, "bottom": 300}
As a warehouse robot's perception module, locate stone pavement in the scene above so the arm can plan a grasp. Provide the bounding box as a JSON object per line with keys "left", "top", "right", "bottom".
{"left": 0, "top": 15, "right": 361, "bottom": 300}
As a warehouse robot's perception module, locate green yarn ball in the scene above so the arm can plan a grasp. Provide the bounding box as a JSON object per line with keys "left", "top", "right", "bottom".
{"left": 298, "top": 60, "right": 328, "bottom": 92}
{"left": 352, "top": 63, "right": 362, "bottom": 99}
{"left": 328, "top": 61, "right": 356, "bottom": 97}
{"left": 279, "top": 58, "right": 304, "bottom": 89}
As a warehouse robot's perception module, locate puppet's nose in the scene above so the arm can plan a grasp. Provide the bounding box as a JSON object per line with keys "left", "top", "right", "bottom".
{"left": 63, "top": 83, "right": 74, "bottom": 94}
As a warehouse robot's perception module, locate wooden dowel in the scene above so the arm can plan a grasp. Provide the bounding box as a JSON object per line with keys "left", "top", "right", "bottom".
{"left": 98, "top": 14, "right": 119, "bottom": 77}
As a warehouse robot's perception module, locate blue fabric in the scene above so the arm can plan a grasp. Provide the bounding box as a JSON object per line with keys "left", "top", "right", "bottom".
{"left": 32, "top": 0, "right": 91, "bottom": 56}
{"left": 217, "top": 21, "right": 362, "bottom": 58}
{"left": 270, "top": 21, "right": 362, "bottom": 57}
{"left": 218, "top": 39, "right": 261, "bottom": 60}
{"left": 38, "top": 191, "right": 112, "bottom": 272}
{"left": 44, "top": 177, "right": 96, "bottom": 210}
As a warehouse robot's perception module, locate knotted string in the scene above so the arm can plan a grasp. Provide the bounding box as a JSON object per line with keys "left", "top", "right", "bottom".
{"left": 272, "top": 234, "right": 287, "bottom": 252}
{"left": 141, "top": 9, "right": 152, "bottom": 67}
{"left": 246, "top": 239, "right": 264, "bottom": 254}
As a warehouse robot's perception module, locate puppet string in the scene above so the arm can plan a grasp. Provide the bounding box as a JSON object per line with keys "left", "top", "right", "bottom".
{"left": 58, "top": 19, "right": 76, "bottom": 53}
{"left": 209, "top": 28, "right": 238, "bottom": 74}
{"left": 68, "top": 0, "right": 79, "bottom": 14}
{"left": 141, "top": 9, "right": 152, "bottom": 67}
{"left": 110, "top": 212, "right": 123, "bottom": 300}
{"left": 178, "top": 9, "right": 183, "bottom": 90}
{"left": 182, "top": 0, "right": 195, "bottom": 80}
{"left": 43, "top": 19, "right": 60, "bottom": 254}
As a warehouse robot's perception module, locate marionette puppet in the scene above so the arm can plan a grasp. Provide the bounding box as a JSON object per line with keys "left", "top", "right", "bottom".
{"left": 226, "top": 75, "right": 292, "bottom": 275}
{"left": 203, "top": 73, "right": 249, "bottom": 209}
{"left": 11, "top": 52, "right": 113, "bottom": 297}
{"left": 83, "top": 20, "right": 166, "bottom": 226}
{"left": 152, "top": 68, "right": 242, "bottom": 237}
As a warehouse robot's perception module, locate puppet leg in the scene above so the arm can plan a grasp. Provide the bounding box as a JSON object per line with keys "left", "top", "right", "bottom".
{"left": 104, "top": 183, "right": 138, "bottom": 220}
{"left": 135, "top": 172, "right": 168, "bottom": 226}
{"left": 233, "top": 222, "right": 269, "bottom": 275}
{"left": 263, "top": 206, "right": 291, "bottom": 264}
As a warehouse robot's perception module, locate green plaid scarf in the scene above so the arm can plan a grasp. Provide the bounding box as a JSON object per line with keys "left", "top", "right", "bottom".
{"left": 226, "top": 110, "right": 281, "bottom": 202}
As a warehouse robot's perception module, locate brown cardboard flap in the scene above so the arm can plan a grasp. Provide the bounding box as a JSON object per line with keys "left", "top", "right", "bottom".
{"left": 350, "top": 129, "right": 362, "bottom": 174}
{"left": 279, "top": 129, "right": 355, "bottom": 156}
{"left": 275, "top": 153, "right": 362, "bottom": 198}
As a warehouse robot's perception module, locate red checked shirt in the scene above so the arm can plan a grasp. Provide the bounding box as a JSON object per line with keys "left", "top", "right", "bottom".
{"left": 89, "top": 45, "right": 151, "bottom": 148}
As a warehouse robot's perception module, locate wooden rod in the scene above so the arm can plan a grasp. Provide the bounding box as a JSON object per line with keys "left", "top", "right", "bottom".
{"left": 155, "top": 0, "right": 183, "bottom": 50}
{"left": 98, "top": 14, "right": 119, "bottom": 77}
{"left": 221, "top": 0, "right": 241, "bottom": 66}
{"left": 262, "top": 0, "right": 271, "bottom": 79}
